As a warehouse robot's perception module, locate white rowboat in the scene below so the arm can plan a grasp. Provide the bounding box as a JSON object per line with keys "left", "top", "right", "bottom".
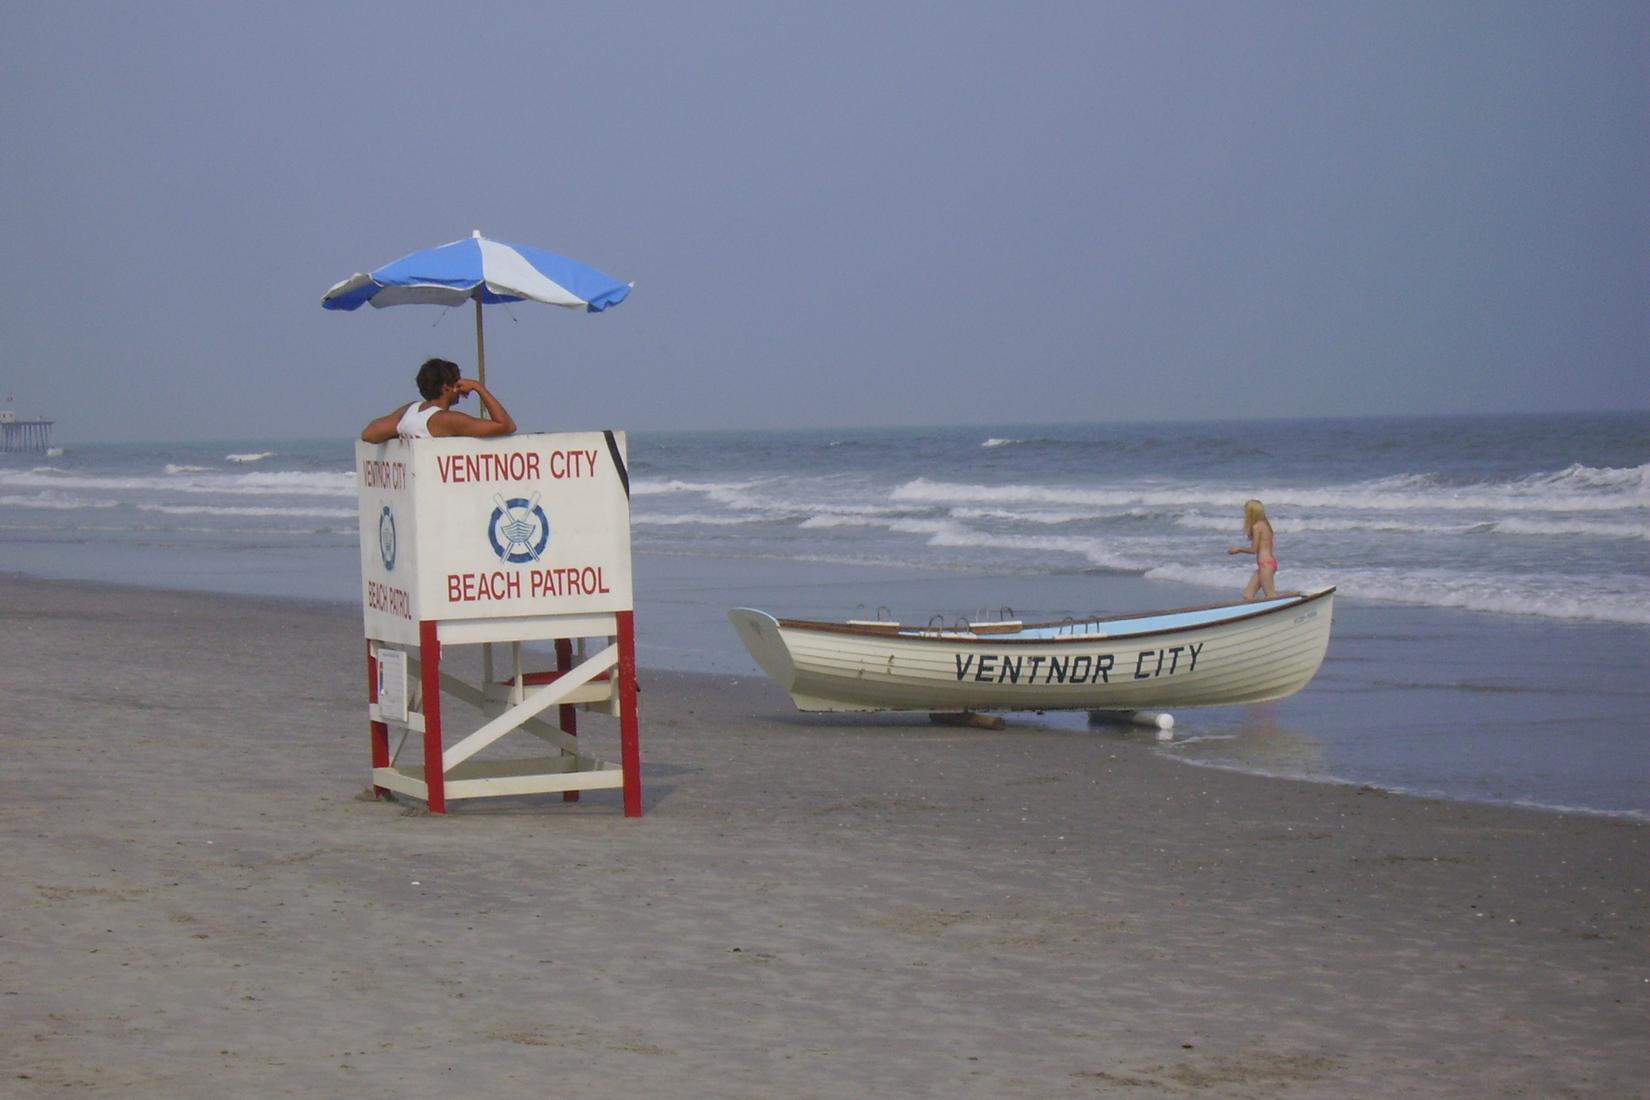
{"left": 729, "top": 587, "right": 1335, "bottom": 714}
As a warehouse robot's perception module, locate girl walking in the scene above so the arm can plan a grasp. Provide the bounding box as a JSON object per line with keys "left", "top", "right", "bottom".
{"left": 1228, "top": 499, "right": 1279, "bottom": 599}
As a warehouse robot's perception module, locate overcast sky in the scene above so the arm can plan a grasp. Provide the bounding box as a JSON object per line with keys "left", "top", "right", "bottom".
{"left": 3, "top": 1, "right": 1645, "bottom": 443}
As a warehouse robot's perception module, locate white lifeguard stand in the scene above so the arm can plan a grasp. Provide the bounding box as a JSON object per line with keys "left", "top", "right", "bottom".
{"left": 355, "top": 430, "right": 641, "bottom": 815}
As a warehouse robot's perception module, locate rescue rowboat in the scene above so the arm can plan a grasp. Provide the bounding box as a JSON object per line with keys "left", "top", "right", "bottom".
{"left": 729, "top": 588, "right": 1335, "bottom": 715}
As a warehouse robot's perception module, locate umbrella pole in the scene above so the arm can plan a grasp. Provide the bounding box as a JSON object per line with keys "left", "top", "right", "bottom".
{"left": 473, "top": 292, "right": 489, "bottom": 419}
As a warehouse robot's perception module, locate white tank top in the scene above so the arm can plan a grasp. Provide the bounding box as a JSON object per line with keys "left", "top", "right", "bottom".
{"left": 395, "top": 401, "right": 441, "bottom": 438}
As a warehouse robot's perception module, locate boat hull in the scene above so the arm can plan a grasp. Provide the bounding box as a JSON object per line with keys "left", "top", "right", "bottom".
{"left": 729, "top": 589, "right": 1335, "bottom": 714}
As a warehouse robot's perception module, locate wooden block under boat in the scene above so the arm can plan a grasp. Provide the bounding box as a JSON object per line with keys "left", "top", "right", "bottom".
{"left": 929, "top": 711, "right": 1007, "bottom": 730}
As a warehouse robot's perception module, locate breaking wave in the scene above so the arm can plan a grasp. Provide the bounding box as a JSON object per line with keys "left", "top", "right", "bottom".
{"left": 0, "top": 467, "right": 355, "bottom": 498}
{"left": 894, "top": 462, "right": 1649, "bottom": 514}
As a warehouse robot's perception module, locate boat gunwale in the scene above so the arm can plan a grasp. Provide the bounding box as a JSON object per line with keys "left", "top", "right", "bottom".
{"left": 773, "top": 586, "right": 1336, "bottom": 646}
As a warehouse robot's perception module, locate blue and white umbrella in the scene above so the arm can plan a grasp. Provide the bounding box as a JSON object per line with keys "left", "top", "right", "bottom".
{"left": 322, "top": 230, "right": 631, "bottom": 384}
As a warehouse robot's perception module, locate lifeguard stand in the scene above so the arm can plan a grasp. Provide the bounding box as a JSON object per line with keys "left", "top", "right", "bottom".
{"left": 355, "top": 431, "right": 641, "bottom": 815}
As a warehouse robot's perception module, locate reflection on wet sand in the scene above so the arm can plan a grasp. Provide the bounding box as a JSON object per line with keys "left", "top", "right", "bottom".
{"left": 1154, "top": 700, "right": 1328, "bottom": 779}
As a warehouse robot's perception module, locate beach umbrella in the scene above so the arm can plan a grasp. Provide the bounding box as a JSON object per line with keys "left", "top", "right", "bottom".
{"left": 321, "top": 230, "right": 631, "bottom": 387}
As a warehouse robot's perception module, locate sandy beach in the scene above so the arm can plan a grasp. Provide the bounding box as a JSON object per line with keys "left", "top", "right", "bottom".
{"left": 2, "top": 576, "right": 1645, "bottom": 1098}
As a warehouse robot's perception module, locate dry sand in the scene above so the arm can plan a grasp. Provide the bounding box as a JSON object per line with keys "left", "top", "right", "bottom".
{"left": 1, "top": 577, "right": 1645, "bottom": 1098}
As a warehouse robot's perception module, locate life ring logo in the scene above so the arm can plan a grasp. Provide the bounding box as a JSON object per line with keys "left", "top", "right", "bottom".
{"left": 378, "top": 505, "right": 397, "bottom": 571}
{"left": 487, "top": 494, "right": 550, "bottom": 563}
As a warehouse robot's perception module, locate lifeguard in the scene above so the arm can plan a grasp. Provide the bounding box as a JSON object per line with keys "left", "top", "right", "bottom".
{"left": 360, "top": 358, "right": 516, "bottom": 443}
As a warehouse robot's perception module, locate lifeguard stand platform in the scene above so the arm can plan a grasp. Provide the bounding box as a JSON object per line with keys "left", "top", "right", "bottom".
{"left": 355, "top": 430, "right": 641, "bottom": 815}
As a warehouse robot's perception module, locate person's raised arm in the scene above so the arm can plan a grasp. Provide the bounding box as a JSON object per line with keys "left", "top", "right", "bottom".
{"left": 435, "top": 380, "right": 516, "bottom": 438}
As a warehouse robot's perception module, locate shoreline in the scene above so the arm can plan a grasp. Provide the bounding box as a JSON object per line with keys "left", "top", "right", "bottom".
{"left": 2, "top": 575, "right": 1644, "bottom": 1096}
{"left": 0, "top": 573, "right": 1612, "bottom": 824}
{"left": 5, "top": 566, "right": 1647, "bottom": 821}
{"left": 1162, "top": 753, "right": 1650, "bottom": 824}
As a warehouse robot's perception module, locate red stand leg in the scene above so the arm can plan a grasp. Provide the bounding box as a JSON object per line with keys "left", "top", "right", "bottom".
{"left": 556, "top": 638, "right": 580, "bottom": 803}
{"left": 419, "top": 620, "right": 446, "bottom": 813}
{"left": 616, "top": 610, "right": 643, "bottom": 817}
{"left": 367, "top": 641, "right": 390, "bottom": 798}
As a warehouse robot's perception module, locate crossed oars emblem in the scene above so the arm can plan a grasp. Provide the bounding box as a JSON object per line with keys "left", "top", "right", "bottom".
{"left": 492, "top": 492, "right": 544, "bottom": 561}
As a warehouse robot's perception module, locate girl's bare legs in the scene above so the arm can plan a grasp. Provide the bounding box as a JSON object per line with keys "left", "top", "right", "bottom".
{"left": 1244, "top": 564, "right": 1278, "bottom": 600}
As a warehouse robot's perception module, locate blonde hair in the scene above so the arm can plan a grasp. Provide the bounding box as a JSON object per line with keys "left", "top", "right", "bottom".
{"left": 1242, "top": 499, "right": 1270, "bottom": 539}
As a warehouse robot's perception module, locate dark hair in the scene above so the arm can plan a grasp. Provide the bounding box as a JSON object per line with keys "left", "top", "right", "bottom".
{"left": 415, "top": 358, "right": 460, "bottom": 400}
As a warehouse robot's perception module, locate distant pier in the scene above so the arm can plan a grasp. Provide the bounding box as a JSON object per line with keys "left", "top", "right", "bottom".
{"left": 0, "top": 411, "right": 54, "bottom": 453}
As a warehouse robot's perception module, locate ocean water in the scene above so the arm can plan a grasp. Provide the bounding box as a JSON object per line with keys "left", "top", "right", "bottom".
{"left": 629, "top": 412, "right": 1650, "bottom": 625}
{"left": 3, "top": 412, "right": 1646, "bottom": 816}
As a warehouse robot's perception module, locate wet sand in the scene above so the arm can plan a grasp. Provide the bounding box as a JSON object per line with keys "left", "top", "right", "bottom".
{"left": 1, "top": 576, "right": 1645, "bottom": 1097}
